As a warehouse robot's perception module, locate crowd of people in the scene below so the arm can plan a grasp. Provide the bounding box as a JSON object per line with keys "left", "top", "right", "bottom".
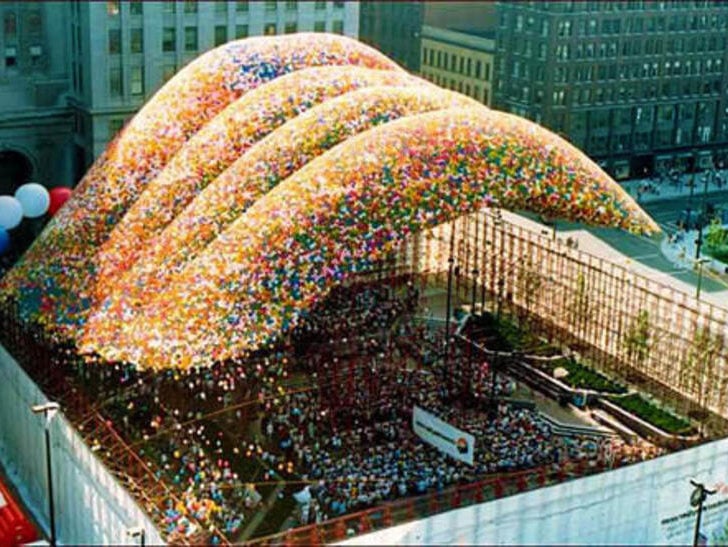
{"left": 1, "top": 277, "right": 667, "bottom": 542}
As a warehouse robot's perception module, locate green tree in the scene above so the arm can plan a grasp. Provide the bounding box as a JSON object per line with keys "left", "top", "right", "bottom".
{"left": 623, "top": 309, "right": 651, "bottom": 366}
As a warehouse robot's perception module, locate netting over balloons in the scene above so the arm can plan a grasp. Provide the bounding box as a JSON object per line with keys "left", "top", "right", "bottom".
{"left": 0, "top": 34, "right": 659, "bottom": 370}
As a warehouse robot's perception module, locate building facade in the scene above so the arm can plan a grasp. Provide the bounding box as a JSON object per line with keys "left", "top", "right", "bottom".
{"left": 420, "top": 25, "right": 494, "bottom": 107}
{"left": 359, "top": 1, "right": 423, "bottom": 72}
{"left": 0, "top": 2, "right": 75, "bottom": 193}
{"left": 494, "top": 1, "right": 728, "bottom": 179}
{"left": 0, "top": 1, "right": 359, "bottom": 191}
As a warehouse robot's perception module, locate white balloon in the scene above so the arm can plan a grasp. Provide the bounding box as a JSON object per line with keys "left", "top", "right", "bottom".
{"left": 15, "top": 182, "right": 50, "bottom": 218}
{"left": 0, "top": 195, "right": 23, "bottom": 229}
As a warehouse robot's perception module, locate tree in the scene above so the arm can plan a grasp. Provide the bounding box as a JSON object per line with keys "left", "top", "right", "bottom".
{"left": 623, "top": 309, "right": 651, "bottom": 367}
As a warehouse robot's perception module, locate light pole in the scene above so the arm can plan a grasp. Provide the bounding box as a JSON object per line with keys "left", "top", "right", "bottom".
{"left": 31, "top": 402, "right": 59, "bottom": 547}
{"left": 695, "top": 170, "right": 712, "bottom": 261}
{"left": 690, "top": 479, "right": 716, "bottom": 547}
{"left": 695, "top": 257, "right": 711, "bottom": 300}
{"left": 127, "top": 526, "right": 146, "bottom": 547}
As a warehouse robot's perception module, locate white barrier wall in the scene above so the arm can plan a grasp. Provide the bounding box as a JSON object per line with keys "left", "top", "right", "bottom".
{"left": 0, "top": 344, "right": 164, "bottom": 546}
{"left": 339, "top": 437, "right": 728, "bottom": 545}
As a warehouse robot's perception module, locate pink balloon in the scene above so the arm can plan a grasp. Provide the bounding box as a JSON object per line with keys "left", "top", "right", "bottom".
{"left": 48, "top": 187, "right": 72, "bottom": 216}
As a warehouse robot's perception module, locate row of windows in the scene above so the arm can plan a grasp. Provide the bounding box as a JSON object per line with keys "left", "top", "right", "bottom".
{"left": 568, "top": 79, "right": 723, "bottom": 105}
{"left": 120, "top": 20, "right": 342, "bottom": 55}
{"left": 421, "top": 72, "right": 489, "bottom": 105}
{"left": 514, "top": 1, "right": 726, "bottom": 15}
{"left": 505, "top": 11, "right": 728, "bottom": 36}
{"left": 421, "top": 47, "right": 491, "bottom": 81}
{"left": 548, "top": 58, "right": 726, "bottom": 83}
{"left": 107, "top": 0, "right": 342, "bottom": 17}
{"left": 581, "top": 125, "right": 716, "bottom": 155}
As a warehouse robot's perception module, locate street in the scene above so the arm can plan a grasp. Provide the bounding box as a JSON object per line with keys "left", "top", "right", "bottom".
{"left": 557, "top": 189, "right": 728, "bottom": 295}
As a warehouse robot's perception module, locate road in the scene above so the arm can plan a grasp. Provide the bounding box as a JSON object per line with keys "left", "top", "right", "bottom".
{"left": 556, "top": 189, "right": 728, "bottom": 295}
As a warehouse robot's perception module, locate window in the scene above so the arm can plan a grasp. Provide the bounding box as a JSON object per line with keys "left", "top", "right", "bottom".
{"left": 236, "top": 24, "right": 249, "bottom": 38}
{"left": 285, "top": 0, "right": 297, "bottom": 10}
{"left": 264, "top": 23, "right": 276, "bottom": 35}
{"left": 163, "top": 1, "right": 176, "bottom": 13}
{"left": 163, "top": 64, "right": 176, "bottom": 82}
{"left": 184, "top": 1, "right": 197, "bottom": 13}
{"left": 3, "top": 12, "right": 17, "bottom": 40}
{"left": 315, "top": 1, "right": 326, "bottom": 9}
{"left": 236, "top": 1, "right": 249, "bottom": 12}
{"left": 314, "top": 21, "right": 325, "bottom": 32}
{"left": 130, "top": 66, "right": 143, "bottom": 96}
{"left": 214, "top": 25, "right": 227, "bottom": 46}
{"left": 285, "top": 22, "right": 297, "bottom": 34}
{"left": 108, "top": 29, "right": 121, "bottom": 54}
{"left": 107, "top": 0, "right": 119, "bottom": 16}
{"left": 129, "top": 1, "right": 143, "bottom": 15}
{"left": 130, "top": 28, "right": 143, "bottom": 53}
{"left": 265, "top": 1, "right": 277, "bottom": 11}
{"left": 3, "top": 45, "right": 17, "bottom": 70}
{"left": 475, "top": 60, "right": 481, "bottom": 79}
{"left": 29, "top": 44, "right": 42, "bottom": 66}
{"left": 215, "top": 2, "right": 227, "bottom": 13}
{"left": 184, "top": 26, "right": 198, "bottom": 51}
{"left": 334, "top": 0, "right": 344, "bottom": 7}
{"left": 162, "top": 27, "right": 176, "bottom": 52}
{"left": 332, "top": 20, "right": 343, "bottom": 34}
{"left": 484, "top": 63, "right": 490, "bottom": 81}
{"left": 109, "top": 66, "right": 122, "bottom": 96}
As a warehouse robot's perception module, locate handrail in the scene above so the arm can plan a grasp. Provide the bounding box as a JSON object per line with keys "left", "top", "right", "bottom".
{"left": 245, "top": 458, "right": 602, "bottom": 545}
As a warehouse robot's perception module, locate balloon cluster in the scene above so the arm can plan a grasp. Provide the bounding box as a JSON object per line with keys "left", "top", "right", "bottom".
{"left": 0, "top": 184, "right": 72, "bottom": 256}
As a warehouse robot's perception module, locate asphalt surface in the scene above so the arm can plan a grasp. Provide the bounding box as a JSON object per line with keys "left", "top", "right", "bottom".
{"left": 555, "top": 189, "right": 728, "bottom": 294}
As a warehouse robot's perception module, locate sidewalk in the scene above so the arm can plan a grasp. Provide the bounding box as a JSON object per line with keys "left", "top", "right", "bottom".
{"left": 620, "top": 168, "right": 728, "bottom": 205}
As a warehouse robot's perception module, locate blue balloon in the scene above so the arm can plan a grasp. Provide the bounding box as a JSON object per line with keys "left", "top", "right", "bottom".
{"left": 0, "top": 228, "right": 9, "bottom": 255}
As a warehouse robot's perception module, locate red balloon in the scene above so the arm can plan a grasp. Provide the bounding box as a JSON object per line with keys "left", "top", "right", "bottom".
{"left": 48, "top": 187, "right": 72, "bottom": 216}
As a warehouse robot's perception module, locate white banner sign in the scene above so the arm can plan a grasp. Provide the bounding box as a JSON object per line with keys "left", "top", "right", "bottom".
{"left": 412, "top": 406, "right": 475, "bottom": 466}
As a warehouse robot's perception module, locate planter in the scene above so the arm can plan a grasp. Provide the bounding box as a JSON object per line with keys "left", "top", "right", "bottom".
{"left": 597, "top": 397, "right": 699, "bottom": 449}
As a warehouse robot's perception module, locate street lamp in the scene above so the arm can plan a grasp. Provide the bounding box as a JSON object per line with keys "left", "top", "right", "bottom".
{"left": 694, "top": 170, "right": 712, "bottom": 261}
{"left": 127, "top": 526, "right": 146, "bottom": 547}
{"left": 695, "top": 257, "right": 711, "bottom": 300}
{"left": 31, "top": 402, "right": 60, "bottom": 547}
{"left": 690, "top": 479, "right": 716, "bottom": 547}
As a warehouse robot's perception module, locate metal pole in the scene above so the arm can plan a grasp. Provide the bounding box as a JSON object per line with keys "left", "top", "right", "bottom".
{"left": 696, "top": 262, "right": 704, "bottom": 301}
{"left": 141, "top": 530, "right": 145, "bottom": 547}
{"left": 45, "top": 425, "right": 56, "bottom": 547}
{"left": 694, "top": 497, "right": 704, "bottom": 547}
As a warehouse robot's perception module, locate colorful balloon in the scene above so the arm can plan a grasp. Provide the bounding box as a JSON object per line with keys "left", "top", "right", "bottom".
{"left": 15, "top": 183, "right": 50, "bottom": 218}
{"left": 0, "top": 196, "right": 23, "bottom": 230}
{"left": 48, "top": 187, "right": 73, "bottom": 216}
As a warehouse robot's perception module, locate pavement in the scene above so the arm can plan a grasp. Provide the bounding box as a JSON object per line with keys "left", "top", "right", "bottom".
{"left": 530, "top": 169, "right": 728, "bottom": 308}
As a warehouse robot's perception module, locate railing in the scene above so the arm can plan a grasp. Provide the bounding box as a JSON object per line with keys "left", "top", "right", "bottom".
{"left": 247, "top": 458, "right": 602, "bottom": 546}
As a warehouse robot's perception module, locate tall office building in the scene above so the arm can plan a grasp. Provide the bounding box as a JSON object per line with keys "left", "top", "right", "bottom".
{"left": 0, "top": 1, "right": 359, "bottom": 190}
{"left": 0, "top": 2, "right": 75, "bottom": 193}
{"left": 359, "top": 1, "right": 423, "bottom": 72}
{"left": 494, "top": 1, "right": 728, "bottom": 180}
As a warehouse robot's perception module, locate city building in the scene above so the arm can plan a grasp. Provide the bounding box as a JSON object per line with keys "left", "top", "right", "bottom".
{"left": 494, "top": 1, "right": 728, "bottom": 179}
{"left": 359, "top": 1, "right": 423, "bottom": 72}
{"left": 0, "top": 1, "right": 358, "bottom": 191}
{"left": 0, "top": 2, "right": 75, "bottom": 193}
{"left": 420, "top": 25, "right": 495, "bottom": 107}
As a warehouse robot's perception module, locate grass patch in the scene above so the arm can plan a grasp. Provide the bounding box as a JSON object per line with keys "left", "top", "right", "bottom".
{"left": 607, "top": 393, "right": 696, "bottom": 436}
{"left": 540, "top": 358, "right": 627, "bottom": 394}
